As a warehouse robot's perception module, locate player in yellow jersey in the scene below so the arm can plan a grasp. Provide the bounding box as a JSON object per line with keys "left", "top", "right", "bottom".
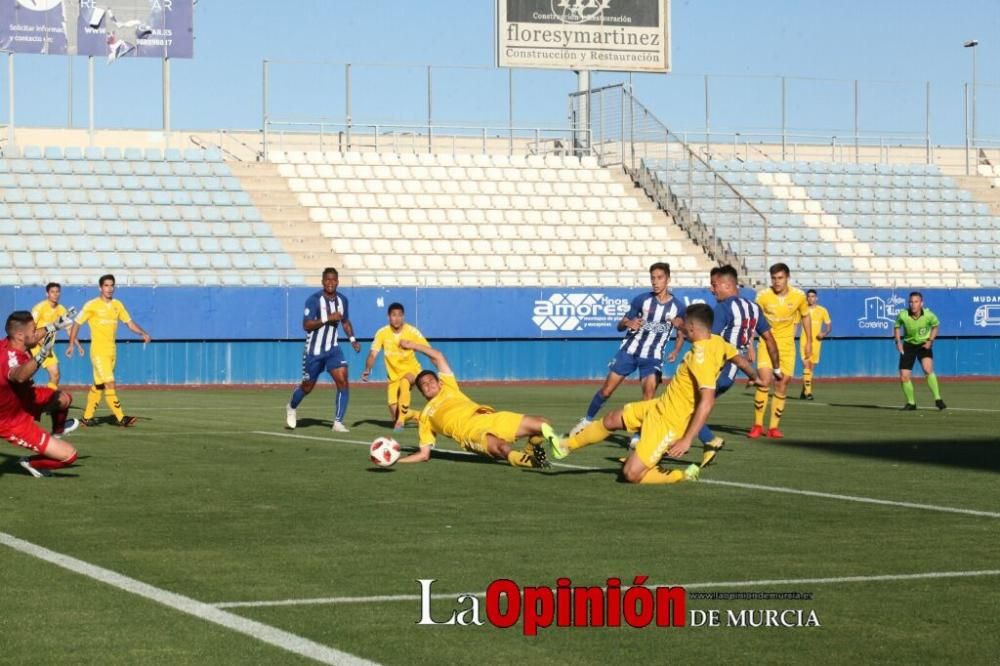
{"left": 750, "top": 263, "right": 811, "bottom": 439}
{"left": 552, "top": 304, "right": 765, "bottom": 484}
{"left": 30, "top": 282, "right": 71, "bottom": 389}
{"left": 67, "top": 274, "right": 151, "bottom": 427}
{"left": 394, "top": 340, "right": 560, "bottom": 469}
{"left": 361, "top": 302, "right": 428, "bottom": 430}
{"left": 797, "top": 289, "right": 832, "bottom": 400}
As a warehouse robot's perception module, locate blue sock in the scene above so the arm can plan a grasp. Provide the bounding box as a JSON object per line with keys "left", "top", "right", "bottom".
{"left": 698, "top": 424, "right": 714, "bottom": 444}
{"left": 336, "top": 388, "right": 349, "bottom": 422}
{"left": 290, "top": 387, "right": 306, "bottom": 409}
{"left": 585, "top": 391, "right": 607, "bottom": 420}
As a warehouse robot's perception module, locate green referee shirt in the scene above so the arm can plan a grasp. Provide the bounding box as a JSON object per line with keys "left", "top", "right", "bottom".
{"left": 894, "top": 308, "right": 940, "bottom": 344}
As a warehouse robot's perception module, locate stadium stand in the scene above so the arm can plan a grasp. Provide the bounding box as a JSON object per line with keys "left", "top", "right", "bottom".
{"left": 645, "top": 158, "right": 1000, "bottom": 288}
{"left": 0, "top": 145, "right": 304, "bottom": 286}
{"left": 260, "top": 149, "right": 716, "bottom": 287}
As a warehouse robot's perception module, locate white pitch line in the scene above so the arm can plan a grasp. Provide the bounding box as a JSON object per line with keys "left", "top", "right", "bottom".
{"left": 800, "top": 400, "right": 1000, "bottom": 414}
{"left": 0, "top": 532, "right": 376, "bottom": 666}
{"left": 252, "top": 431, "right": 1000, "bottom": 518}
{"left": 211, "top": 569, "right": 1000, "bottom": 609}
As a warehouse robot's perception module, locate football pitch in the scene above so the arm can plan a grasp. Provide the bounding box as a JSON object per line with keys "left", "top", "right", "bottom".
{"left": 2, "top": 379, "right": 998, "bottom": 665}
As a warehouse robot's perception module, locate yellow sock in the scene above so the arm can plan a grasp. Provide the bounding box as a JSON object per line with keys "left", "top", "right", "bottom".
{"left": 395, "top": 382, "right": 413, "bottom": 426}
{"left": 803, "top": 368, "right": 813, "bottom": 395}
{"left": 46, "top": 381, "right": 58, "bottom": 390}
{"left": 506, "top": 450, "right": 534, "bottom": 468}
{"left": 770, "top": 393, "right": 787, "bottom": 429}
{"left": 639, "top": 467, "right": 689, "bottom": 484}
{"left": 564, "top": 420, "right": 611, "bottom": 452}
{"left": 754, "top": 388, "right": 769, "bottom": 427}
{"left": 84, "top": 386, "right": 102, "bottom": 419}
{"left": 104, "top": 389, "right": 125, "bottom": 421}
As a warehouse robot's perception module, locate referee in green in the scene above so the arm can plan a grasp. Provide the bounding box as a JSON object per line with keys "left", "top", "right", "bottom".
{"left": 893, "top": 291, "right": 946, "bottom": 410}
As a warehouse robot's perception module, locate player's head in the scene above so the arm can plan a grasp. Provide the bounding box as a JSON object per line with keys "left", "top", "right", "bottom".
{"left": 711, "top": 265, "right": 739, "bottom": 300}
{"left": 45, "top": 282, "right": 61, "bottom": 302}
{"left": 322, "top": 268, "right": 339, "bottom": 294}
{"left": 806, "top": 289, "right": 818, "bottom": 306}
{"left": 769, "top": 263, "right": 790, "bottom": 292}
{"left": 5, "top": 310, "right": 40, "bottom": 345}
{"left": 415, "top": 369, "right": 441, "bottom": 399}
{"left": 387, "top": 302, "right": 405, "bottom": 328}
{"left": 683, "top": 303, "right": 714, "bottom": 340}
{"left": 908, "top": 291, "right": 923, "bottom": 313}
{"left": 98, "top": 274, "right": 115, "bottom": 299}
{"left": 649, "top": 262, "right": 670, "bottom": 294}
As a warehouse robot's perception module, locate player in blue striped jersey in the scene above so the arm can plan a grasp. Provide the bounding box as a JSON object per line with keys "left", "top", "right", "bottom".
{"left": 570, "top": 262, "right": 685, "bottom": 439}
{"left": 285, "top": 268, "right": 362, "bottom": 432}
{"left": 698, "top": 265, "right": 779, "bottom": 466}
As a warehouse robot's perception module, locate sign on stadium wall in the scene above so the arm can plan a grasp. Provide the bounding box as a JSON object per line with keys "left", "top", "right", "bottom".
{"left": 0, "top": 0, "right": 193, "bottom": 59}
{"left": 496, "top": 0, "right": 670, "bottom": 72}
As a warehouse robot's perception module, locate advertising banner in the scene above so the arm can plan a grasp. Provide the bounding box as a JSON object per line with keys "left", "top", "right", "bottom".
{"left": 497, "top": 0, "right": 670, "bottom": 72}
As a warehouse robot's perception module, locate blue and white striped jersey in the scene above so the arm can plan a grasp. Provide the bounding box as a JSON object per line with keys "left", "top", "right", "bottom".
{"left": 303, "top": 290, "right": 350, "bottom": 357}
{"left": 713, "top": 295, "right": 770, "bottom": 352}
{"left": 619, "top": 293, "right": 681, "bottom": 361}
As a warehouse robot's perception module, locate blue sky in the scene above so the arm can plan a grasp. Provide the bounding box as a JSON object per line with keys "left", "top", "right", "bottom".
{"left": 4, "top": 0, "right": 998, "bottom": 146}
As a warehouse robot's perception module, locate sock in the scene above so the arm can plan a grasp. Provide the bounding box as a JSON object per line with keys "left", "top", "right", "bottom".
{"left": 927, "top": 373, "right": 941, "bottom": 400}
{"left": 803, "top": 368, "right": 813, "bottom": 395}
{"left": 585, "top": 391, "right": 607, "bottom": 420}
{"left": 564, "top": 419, "right": 611, "bottom": 452}
{"left": 395, "top": 382, "right": 412, "bottom": 425}
{"left": 46, "top": 381, "right": 58, "bottom": 390}
{"left": 638, "top": 467, "right": 689, "bottom": 484}
{"left": 335, "top": 388, "right": 349, "bottom": 422}
{"left": 506, "top": 450, "right": 534, "bottom": 468}
{"left": 698, "top": 424, "right": 714, "bottom": 444}
{"left": 83, "top": 386, "right": 102, "bottom": 419}
{"left": 28, "top": 453, "right": 77, "bottom": 470}
{"left": 769, "top": 393, "right": 787, "bottom": 430}
{"left": 289, "top": 387, "right": 306, "bottom": 409}
{"left": 902, "top": 380, "right": 915, "bottom": 405}
{"left": 51, "top": 407, "right": 68, "bottom": 434}
{"left": 754, "top": 388, "right": 769, "bottom": 427}
{"left": 104, "top": 389, "right": 125, "bottom": 421}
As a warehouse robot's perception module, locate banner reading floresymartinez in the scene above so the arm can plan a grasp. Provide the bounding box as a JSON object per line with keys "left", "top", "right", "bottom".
{"left": 497, "top": 0, "right": 670, "bottom": 72}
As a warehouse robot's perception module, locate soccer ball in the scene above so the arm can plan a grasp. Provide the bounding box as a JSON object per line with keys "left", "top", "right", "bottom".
{"left": 369, "top": 436, "right": 401, "bottom": 467}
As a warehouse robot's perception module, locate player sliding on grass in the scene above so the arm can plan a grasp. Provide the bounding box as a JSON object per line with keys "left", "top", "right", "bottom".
{"left": 2, "top": 311, "right": 80, "bottom": 478}
{"left": 551, "top": 304, "right": 766, "bottom": 484}
{"left": 395, "top": 340, "right": 561, "bottom": 469}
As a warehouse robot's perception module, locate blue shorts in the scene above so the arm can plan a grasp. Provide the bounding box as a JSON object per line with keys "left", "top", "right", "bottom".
{"left": 301, "top": 347, "right": 347, "bottom": 382}
{"left": 608, "top": 350, "right": 662, "bottom": 380}
{"left": 715, "top": 361, "right": 739, "bottom": 397}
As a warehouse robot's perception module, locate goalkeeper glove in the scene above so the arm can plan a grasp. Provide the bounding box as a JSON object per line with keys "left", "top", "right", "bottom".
{"left": 45, "top": 306, "right": 78, "bottom": 333}
{"left": 33, "top": 330, "right": 56, "bottom": 364}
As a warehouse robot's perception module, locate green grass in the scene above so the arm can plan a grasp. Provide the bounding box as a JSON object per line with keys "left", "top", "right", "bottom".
{"left": 1, "top": 380, "right": 998, "bottom": 664}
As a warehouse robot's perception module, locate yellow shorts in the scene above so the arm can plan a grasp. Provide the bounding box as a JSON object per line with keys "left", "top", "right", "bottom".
{"left": 622, "top": 398, "right": 689, "bottom": 469}
{"left": 91, "top": 354, "right": 116, "bottom": 385}
{"left": 800, "top": 340, "right": 822, "bottom": 365}
{"left": 40, "top": 355, "right": 58, "bottom": 371}
{"left": 757, "top": 338, "right": 796, "bottom": 377}
{"left": 456, "top": 411, "right": 524, "bottom": 456}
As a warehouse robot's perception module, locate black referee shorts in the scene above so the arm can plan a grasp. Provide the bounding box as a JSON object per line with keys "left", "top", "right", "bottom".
{"left": 899, "top": 342, "right": 933, "bottom": 370}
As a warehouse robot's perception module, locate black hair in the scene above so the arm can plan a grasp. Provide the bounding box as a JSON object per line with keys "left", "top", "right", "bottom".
{"left": 649, "top": 262, "right": 671, "bottom": 276}
{"left": 5, "top": 310, "right": 33, "bottom": 336}
{"left": 45, "top": 282, "right": 61, "bottom": 292}
{"left": 388, "top": 302, "right": 405, "bottom": 315}
{"left": 716, "top": 264, "right": 738, "bottom": 282}
{"left": 322, "top": 267, "right": 339, "bottom": 278}
{"left": 98, "top": 274, "right": 115, "bottom": 286}
{"left": 768, "top": 263, "right": 790, "bottom": 277}
{"left": 806, "top": 289, "right": 817, "bottom": 296}
{"left": 684, "top": 303, "right": 714, "bottom": 329}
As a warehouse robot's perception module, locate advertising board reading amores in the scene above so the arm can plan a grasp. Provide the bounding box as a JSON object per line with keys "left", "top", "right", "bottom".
{"left": 417, "top": 578, "right": 821, "bottom": 633}
{"left": 497, "top": 0, "right": 670, "bottom": 72}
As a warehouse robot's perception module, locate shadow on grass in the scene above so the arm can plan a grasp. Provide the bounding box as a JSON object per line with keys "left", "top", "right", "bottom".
{"left": 778, "top": 437, "right": 1000, "bottom": 473}
{"left": 0, "top": 453, "right": 83, "bottom": 479}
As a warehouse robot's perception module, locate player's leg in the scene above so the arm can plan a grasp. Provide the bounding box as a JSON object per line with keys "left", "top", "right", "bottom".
{"left": 621, "top": 415, "right": 699, "bottom": 485}
{"left": 329, "top": 349, "right": 350, "bottom": 431}
{"left": 698, "top": 365, "right": 736, "bottom": 467}
{"left": 287, "top": 351, "right": 320, "bottom": 428}
{"left": 42, "top": 356, "right": 60, "bottom": 390}
{"left": 750, "top": 341, "right": 774, "bottom": 438}
{"left": 6, "top": 417, "right": 78, "bottom": 478}
{"left": 386, "top": 378, "right": 401, "bottom": 426}
{"left": 34, "top": 388, "right": 78, "bottom": 436}
{"left": 920, "top": 353, "right": 945, "bottom": 409}
{"left": 82, "top": 355, "right": 104, "bottom": 425}
{"left": 766, "top": 343, "right": 795, "bottom": 438}
{"left": 800, "top": 348, "right": 813, "bottom": 399}
{"left": 572, "top": 352, "right": 634, "bottom": 435}
{"left": 899, "top": 345, "right": 917, "bottom": 409}
{"left": 393, "top": 373, "right": 419, "bottom": 429}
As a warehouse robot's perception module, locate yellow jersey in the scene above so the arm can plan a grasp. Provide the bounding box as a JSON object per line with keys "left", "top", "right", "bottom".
{"left": 756, "top": 287, "right": 809, "bottom": 341}
{"left": 76, "top": 297, "right": 133, "bottom": 356}
{"left": 803, "top": 305, "right": 831, "bottom": 341}
{"left": 371, "top": 324, "right": 428, "bottom": 380}
{"left": 658, "top": 335, "right": 739, "bottom": 419}
{"left": 30, "top": 300, "right": 68, "bottom": 357}
{"left": 417, "top": 374, "right": 495, "bottom": 447}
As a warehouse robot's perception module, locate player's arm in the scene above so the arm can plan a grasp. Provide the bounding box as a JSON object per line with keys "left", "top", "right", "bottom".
{"left": 732, "top": 352, "right": 768, "bottom": 388}
{"left": 66, "top": 321, "right": 86, "bottom": 357}
{"left": 893, "top": 319, "right": 904, "bottom": 353}
{"left": 617, "top": 297, "right": 643, "bottom": 332}
{"left": 125, "top": 320, "right": 151, "bottom": 344}
{"left": 923, "top": 325, "right": 939, "bottom": 350}
{"left": 666, "top": 316, "right": 685, "bottom": 363}
{"left": 819, "top": 315, "right": 832, "bottom": 340}
{"left": 397, "top": 445, "right": 432, "bottom": 464}
{"left": 666, "top": 387, "right": 716, "bottom": 459}
{"left": 760, "top": 329, "right": 782, "bottom": 380}
{"left": 399, "top": 340, "right": 453, "bottom": 375}
{"left": 11, "top": 332, "right": 56, "bottom": 382}
{"left": 340, "top": 318, "right": 362, "bottom": 353}
{"left": 360, "top": 345, "right": 380, "bottom": 382}
{"left": 800, "top": 312, "right": 812, "bottom": 358}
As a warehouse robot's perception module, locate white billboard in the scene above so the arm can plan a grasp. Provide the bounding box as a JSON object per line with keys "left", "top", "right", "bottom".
{"left": 497, "top": 0, "right": 670, "bottom": 73}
